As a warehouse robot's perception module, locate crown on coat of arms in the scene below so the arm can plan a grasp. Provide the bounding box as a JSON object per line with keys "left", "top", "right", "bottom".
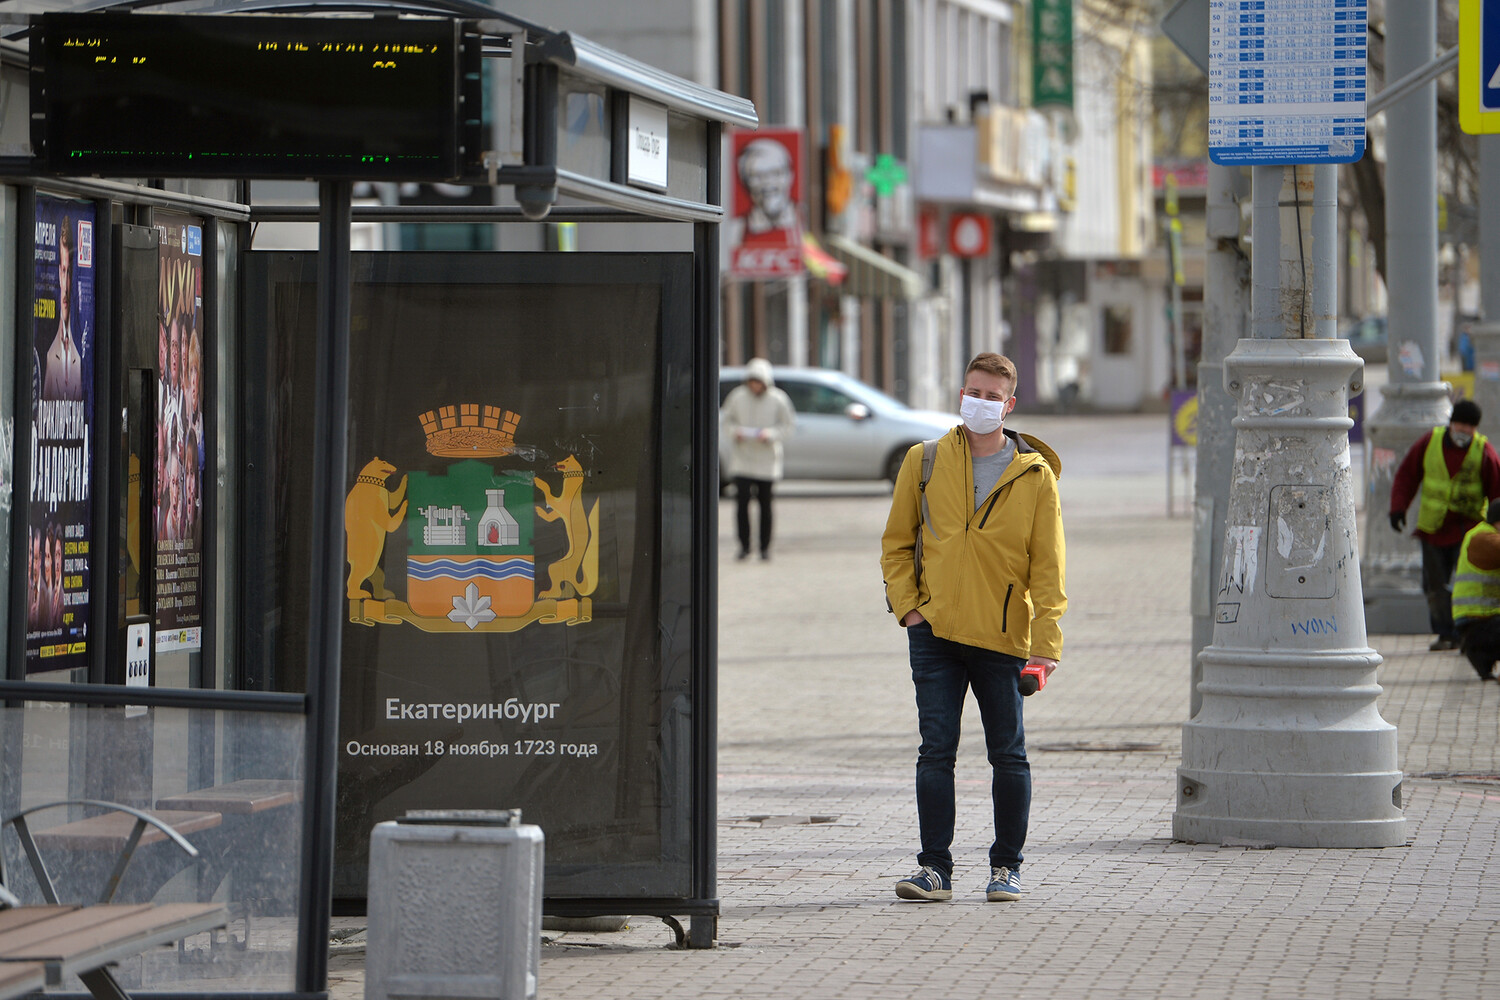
{"left": 420, "top": 404, "right": 520, "bottom": 457}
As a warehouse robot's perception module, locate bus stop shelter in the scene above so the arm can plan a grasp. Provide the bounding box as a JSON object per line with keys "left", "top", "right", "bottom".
{"left": 0, "top": 2, "right": 755, "bottom": 993}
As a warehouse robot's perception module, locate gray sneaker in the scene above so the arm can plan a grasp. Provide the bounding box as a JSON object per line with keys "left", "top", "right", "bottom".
{"left": 985, "top": 866, "right": 1022, "bottom": 901}
{"left": 894, "top": 865, "right": 952, "bottom": 901}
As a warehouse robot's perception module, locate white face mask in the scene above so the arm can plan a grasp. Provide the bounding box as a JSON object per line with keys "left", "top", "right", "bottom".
{"left": 960, "top": 394, "right": 1007, "bottom": 435}
{"left": 1451, "top": 431, "right": 1473, "bottom": 448}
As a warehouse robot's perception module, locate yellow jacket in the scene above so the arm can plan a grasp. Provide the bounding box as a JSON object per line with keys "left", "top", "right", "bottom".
{"left": 881, "top": 425, "right": 1066, "bottom": 661}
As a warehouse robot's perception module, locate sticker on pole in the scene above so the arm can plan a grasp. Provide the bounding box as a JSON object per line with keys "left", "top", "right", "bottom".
{"left": 1208, "top": 0, "right": 1368, "bottom": 165}
{"left": 1459, "top": 0, "right": 1500, "bottom": 134}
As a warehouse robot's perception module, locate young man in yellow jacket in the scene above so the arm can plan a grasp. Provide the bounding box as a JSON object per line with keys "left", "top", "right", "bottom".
{"left": 880, "top": 352, "right": 1066, "bottom": 902}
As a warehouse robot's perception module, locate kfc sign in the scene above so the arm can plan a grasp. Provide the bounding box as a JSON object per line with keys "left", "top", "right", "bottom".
{"left": 729, "top": 128, "right": 805, "bottom": 279}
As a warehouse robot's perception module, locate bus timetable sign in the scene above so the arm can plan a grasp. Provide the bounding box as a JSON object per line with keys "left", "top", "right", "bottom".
{"left": 32, "top": 13, "right": 479, "bottom": 180}
{"left": 1208, "top": 0, "right": 1367, "bottom": 165}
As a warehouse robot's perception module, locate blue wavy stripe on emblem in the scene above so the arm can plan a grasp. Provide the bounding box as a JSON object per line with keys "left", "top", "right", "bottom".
{"left": 407, "top": 558, "right": 535, "bottom": 582}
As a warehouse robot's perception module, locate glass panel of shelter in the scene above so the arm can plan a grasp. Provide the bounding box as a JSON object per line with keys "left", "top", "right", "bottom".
{"left": 5, "top": 198, "right": 306, "bottom": 993}
{"left": 0, "top": 701, "right": 306, "bottom": 992}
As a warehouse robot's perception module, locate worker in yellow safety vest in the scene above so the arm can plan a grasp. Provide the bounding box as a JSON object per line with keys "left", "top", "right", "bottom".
{"left": 1390, "top": 399, "right": 1500, "bottom": 651}
{"left": 1453, "top": 499, "right": 1500, "bottom": 681}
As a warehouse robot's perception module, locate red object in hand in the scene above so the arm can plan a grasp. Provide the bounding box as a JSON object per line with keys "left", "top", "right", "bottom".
{"left": 1019, "top": 664, "right": 1048, "bottom": 696}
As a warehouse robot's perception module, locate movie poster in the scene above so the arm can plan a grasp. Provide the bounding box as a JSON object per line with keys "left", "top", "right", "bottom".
{"left": 26, "top": 197, "right": 95, "bottom": 673}
{"left": 153, "top": 215, "right": 205, "bottom": 652}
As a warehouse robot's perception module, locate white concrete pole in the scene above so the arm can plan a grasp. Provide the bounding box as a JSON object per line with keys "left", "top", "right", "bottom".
{"left": 835, "top": 0, "right": 858, "bottom": 374}
{"left": 784, "top": 0, "right": 809, "bottom": 366}
{"left": 1311, "top": 165, "right": 1338, "bottom": 339}
{"left": 1362, "top": 0, "right": 1450, "bottom": 633}
{"left": 841, "top": 298, "right": 861, "bottom": 377}
{"left": 1188, "top": 164, "right": 1251, "bottom": 717}
{"left": 1250, "top": 166, "right": 1283, "bottom": 340}
{"left": 1175, "top": 163, "right": 1405, "bottom": 848}
{"left": 787, "top": 279, "right": 809, "bottom": 366}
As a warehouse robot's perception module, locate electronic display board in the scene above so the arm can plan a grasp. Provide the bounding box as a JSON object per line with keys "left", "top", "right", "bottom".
{"left": 32, "top": 14, "right": 478, "bottom": 180}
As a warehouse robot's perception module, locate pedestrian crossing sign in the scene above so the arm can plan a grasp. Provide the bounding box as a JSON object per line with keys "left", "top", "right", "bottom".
{"left": 1460, "top": 0, "right": 1500, "bottom": 133}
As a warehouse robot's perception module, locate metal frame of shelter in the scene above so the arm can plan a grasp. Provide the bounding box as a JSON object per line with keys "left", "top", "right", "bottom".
{"left": 0, "top": 0, "right": 756, "bottom": 986}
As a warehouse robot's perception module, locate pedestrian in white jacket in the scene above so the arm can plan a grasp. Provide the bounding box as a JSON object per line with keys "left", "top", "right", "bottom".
{"left": 721, "top": 357, "right": 796, "bottom": 560}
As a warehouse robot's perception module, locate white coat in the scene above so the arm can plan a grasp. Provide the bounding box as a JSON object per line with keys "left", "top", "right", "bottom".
{"left": 721, "top": 358, "right": 797, "bottom": 481}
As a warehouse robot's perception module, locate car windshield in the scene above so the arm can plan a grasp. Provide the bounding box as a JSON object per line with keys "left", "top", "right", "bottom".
{"left": 848, "top": 380, "right": 908, "bottom": 410}
{"left": 721, "top": 371, "right": 911, "bottom": 413}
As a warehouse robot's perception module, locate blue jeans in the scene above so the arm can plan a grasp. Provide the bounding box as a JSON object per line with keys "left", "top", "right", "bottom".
{"left": 908, "top": 622, "right": 1030, "bottom": 875}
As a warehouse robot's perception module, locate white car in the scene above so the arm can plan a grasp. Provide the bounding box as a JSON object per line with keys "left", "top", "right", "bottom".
{"left": 719, "top": 366, "right": 961, "bottom": 484}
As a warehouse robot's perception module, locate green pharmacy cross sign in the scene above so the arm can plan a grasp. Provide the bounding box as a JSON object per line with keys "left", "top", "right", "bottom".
{"left": 866, "top": 154, "right": 908, "bottom": 196}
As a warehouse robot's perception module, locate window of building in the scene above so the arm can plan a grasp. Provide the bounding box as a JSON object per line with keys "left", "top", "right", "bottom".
{"left": 1003, "top": 19, "right": 1017, "bottom": 104}
{"left": 1103, "top": 305, "right": 1134, "bottom": 354}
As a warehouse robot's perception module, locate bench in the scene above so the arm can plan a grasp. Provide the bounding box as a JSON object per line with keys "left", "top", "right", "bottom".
{"left": 1, "top": 806, "right": 228, "bottom": 1000}
{"left": 0, "top": 890, "right": 43, "bottom": 1000}
{"left": 154, "top": 779, "right": 301, "bottom": 817}
{"left": 155, "top": 781, "right": 302, "bottom": 914}
{"left": 12, "top": 802, "right": 221, "bottom": 907}
{"left": 0, "top": 901, "right": 227, "bottom": 1000}
{"left": 0, "top": 959, "right": 46, "bottom": 1000}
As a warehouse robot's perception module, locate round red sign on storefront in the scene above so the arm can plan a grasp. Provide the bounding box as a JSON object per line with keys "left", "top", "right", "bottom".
{"left": 948, "top": 213, "right": 992, "bottom": 258}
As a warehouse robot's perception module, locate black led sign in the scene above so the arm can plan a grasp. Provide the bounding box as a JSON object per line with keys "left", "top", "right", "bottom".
{"left": 32, "top": 13, "right": 478, "bottom": 180}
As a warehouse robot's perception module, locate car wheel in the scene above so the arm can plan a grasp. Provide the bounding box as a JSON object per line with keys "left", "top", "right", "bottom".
{"left": 885, "top": 446, "right": 914, "bottom": 485}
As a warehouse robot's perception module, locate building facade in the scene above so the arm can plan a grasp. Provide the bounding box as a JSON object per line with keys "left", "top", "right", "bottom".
{"left": 497, "top": 1, "right": 1160, "bottom": 412}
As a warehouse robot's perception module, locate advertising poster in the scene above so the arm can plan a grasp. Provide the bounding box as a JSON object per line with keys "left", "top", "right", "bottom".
{"left": 26, "top": 197, "right": 95, "bottom": 673}
{"left": 728, "top": 127, "right": 805, "bottom": 279}
{"left": 153, "top": 215, "right": 205, "bottom": 652}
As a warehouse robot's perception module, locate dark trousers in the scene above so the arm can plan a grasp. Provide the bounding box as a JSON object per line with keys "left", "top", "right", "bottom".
{"left": 1421, "top": 539, "right": 1463, "bottom": 640}
{"left": 907, "top": 622, "right": 1030, "bottom": 875}
{"left": 734, "top": 476, "right": 773, "bottom": 555}
{"left": 1456, "top": 616, "right": 1500, "bottom": 679}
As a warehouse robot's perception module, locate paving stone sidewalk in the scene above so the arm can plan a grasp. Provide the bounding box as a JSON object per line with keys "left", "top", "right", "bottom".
{"left": 332, "top": 414, "right": 1500, "bottom": 1000}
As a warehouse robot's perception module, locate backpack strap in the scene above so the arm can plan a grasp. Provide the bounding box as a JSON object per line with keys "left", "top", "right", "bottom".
{"left": 914, "top": 438, "right": 939, "bottom": 582}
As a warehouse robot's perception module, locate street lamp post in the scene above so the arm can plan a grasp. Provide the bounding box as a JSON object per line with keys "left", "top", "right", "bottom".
{"left": 1176, "top": 162, "right": 1405, "bottom": 848}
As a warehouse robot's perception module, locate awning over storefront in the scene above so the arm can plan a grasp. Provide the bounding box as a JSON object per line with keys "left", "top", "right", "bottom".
{"left": 802, "top": 232, "right": 848, "bottom": 286}
{"left": 824, "top": 234, "right": 925, "bottom": 300}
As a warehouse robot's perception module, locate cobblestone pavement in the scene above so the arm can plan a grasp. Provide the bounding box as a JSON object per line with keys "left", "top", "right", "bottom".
{"left": 331, "top": 413, "right": 1500, "bottom": 1000}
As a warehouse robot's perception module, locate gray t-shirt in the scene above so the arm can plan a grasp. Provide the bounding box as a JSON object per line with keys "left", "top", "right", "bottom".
{"left": 972, "top": 439, "right": 1015, "bottom": 511}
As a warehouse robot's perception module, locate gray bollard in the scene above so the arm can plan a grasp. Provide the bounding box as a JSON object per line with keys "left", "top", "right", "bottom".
{"left": 365, "top": 809, "right": 544, "bottom": 1000}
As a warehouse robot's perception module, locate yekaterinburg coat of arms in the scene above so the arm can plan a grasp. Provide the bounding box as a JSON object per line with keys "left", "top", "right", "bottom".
{"left": 344, "top": 404, "right": 598, "bottom": 632}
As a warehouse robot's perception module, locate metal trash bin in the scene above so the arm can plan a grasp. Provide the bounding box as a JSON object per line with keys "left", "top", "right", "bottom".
{"left": 365, "top": 809, "right": 544, "bottom": 1000}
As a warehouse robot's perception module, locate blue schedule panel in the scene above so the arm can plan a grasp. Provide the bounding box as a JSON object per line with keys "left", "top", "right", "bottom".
{"left": 1209, "top": 0, "right": 1368, "bottom": 165}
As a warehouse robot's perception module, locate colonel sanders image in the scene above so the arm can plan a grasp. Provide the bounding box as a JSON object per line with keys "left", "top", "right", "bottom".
{"left": 737, "top": 137, "right": 800, "bottom": 236}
